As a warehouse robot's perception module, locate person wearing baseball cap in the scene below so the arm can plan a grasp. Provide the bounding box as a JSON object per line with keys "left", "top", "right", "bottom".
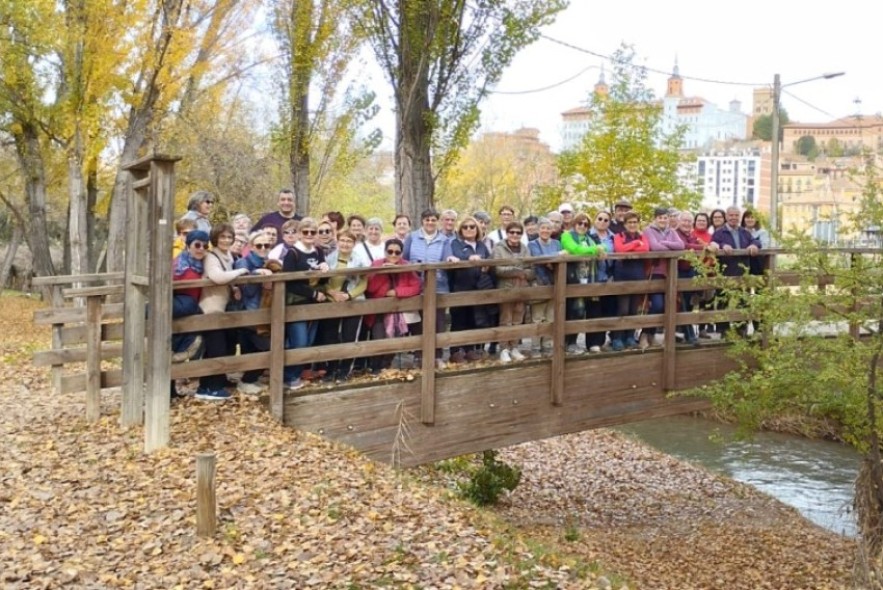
{"left": 558, "top": 203, "right": 574, "bottom": 231}
{"left": 610, "top": 199, "right": 633, "bottom": 234}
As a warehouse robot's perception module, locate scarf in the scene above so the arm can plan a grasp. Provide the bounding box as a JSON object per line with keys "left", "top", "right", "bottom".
{"left": 174, "top": 250, "right": 204, "bottom": 278}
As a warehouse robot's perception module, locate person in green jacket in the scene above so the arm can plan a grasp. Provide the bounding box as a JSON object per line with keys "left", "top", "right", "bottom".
{"left": 560, "top": 212, "right": 606, "bottom": 354}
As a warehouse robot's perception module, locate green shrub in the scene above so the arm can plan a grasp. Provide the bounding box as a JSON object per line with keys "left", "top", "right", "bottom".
{"left": 457, "top": 450, "right": 521, "bottom": 506}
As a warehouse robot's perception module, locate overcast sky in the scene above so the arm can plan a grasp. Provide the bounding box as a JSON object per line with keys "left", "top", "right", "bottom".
{"left": 475, "top": 0, "right": 879, "bottom": 151}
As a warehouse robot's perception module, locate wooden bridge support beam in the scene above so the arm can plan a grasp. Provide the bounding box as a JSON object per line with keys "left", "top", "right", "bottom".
{"left": 269, "top": 281, "right": 286, "bottom": 421}
{"left": 120, "top": 155, "right": 180, "bottom": 452}
{"left": 420, "top": 270, "right": 438, "bottom": 424}
{"left": 662, "top": 258, "right": 678, "bottom": 391}
{"left": 551, "top": 261, "right": 567, "bottom": 406}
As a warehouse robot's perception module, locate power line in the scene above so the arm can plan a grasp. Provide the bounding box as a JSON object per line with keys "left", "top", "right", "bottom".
{"left": 781, "top": 89, "right": 839, "bottom": 120}
{"left": 539, "top": 34, "right": 768, "bottom": 88}
{"left": 488, "top": 64, "right": 602, "bottom": 95}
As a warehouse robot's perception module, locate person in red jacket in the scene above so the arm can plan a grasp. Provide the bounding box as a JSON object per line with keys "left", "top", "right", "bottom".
{"left": 611, "top": 212, "right": 650, "bottom": 350}
{"left": 365, "top": 238, "right": 422, "bottom": 373}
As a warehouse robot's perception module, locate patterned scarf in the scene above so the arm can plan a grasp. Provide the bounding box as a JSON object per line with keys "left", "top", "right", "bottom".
{"left": 174, "top": 250, "right": 204, "bottom": 278}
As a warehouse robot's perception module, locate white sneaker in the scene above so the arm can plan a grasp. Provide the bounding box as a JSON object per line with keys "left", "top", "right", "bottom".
{"left": 285, "top": 379, "right": 305, "bottom": 391}
{"left": 509, "top": 348, "right": 525, "bottom": 361}
{"left": 499, "top": 349, "right": 512, "bottom": 363}
{"left": 566, "top": 344, "right": 583, "bottom": 355}
{"left": 588, "top": 345, "right": 601, "bottom": 353}
{"left": 237, "top": 381, "right": 265, "bottom": 396}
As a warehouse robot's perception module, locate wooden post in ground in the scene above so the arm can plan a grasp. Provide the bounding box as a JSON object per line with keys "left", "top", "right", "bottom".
{"left": 269, "top": 280, "right": 286, "bottom": 421}
{"left": 196, "top": 453, "right": 217, "bottom": 538}
{"left": 85, "top": 295, "right": 102, "bottom": 421}
{"left": 550, "top": 261, "right": 567, "bottom": 406}
{"left": 420, "top": 269, "right": 438, "bottom": 425}
{"left": 50, "top": 286, "right": 65, "bottom": 394}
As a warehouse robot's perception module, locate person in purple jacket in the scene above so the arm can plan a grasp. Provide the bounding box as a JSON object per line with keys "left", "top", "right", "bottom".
{"left": 712, "top": 206, "right": 762, "bottom": 337}
{"left": 640, "top": 207, "right": 685, "bottom": 349}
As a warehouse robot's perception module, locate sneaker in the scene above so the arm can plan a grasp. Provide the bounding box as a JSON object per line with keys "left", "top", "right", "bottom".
{"left": 510, "top": 348, "right": 525, "bottom": 361}
{"left": 624, "top": 337, "right": 638, "bottom": 349}
{"left": 435, "top": 359, "right": 448, "bottom": 370}
{"left": 195, "top": 387, "right": 231, "bottom": 401}
{"left": 285, "top": 379, "right": 305, "bottom": 391}
{"left": 638, "top": 333, "right": 650, "bottom": 350}
{"left": 588, "top": 345, "right": 601, "bottom": 353}
{"left": 449, "top": 349, "right": 467, "bottom": 364}
{"left": 499, "top": 349, "right": 512, "bottom": 363}
{"left": 237, "top": 381, "right": 265, "bottom": 396}
{"left": 566, "top": 344, "right": 583, "bottom": 355}
{"left": 610, "top": 339, "right": 624, "bottom": 352}
{"left": 335, "top": 372, "right": 350, "bottom": 383}
{"left": 171, "top": 335, "right": 203, "bottom": 363}
{"left": 699, "top": 329, "right": 712, "bottom": 339}
{"left": 465, "top": 350, "right": 485, "bottom": 361}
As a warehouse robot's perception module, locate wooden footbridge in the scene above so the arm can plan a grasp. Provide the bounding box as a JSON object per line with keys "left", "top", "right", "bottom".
{"left": 28, "top": 155, "right": 845, "bottom": 467}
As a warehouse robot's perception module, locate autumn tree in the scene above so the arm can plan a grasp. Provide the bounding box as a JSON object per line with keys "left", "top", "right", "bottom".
{"left": 691, "top": 154, "right": 883, "bottom": 583}
{"left": 435, "top": 129, "right": 557, "bottom": 217}
{"left": 271, "top": 0, "right": 381, "bottom": 216}
{"left": 358, "top": 0, "right": 567, "bottom": 218}
{"left": 557, "top": 45, "right": 701, "bottom": 218}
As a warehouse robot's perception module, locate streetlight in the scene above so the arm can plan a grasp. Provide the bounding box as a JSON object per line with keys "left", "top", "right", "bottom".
{"left": 769, "top": 71, "right": 845, "bottom": 236}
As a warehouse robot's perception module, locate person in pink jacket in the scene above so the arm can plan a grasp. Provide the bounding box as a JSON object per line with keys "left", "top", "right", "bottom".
{"left": 639, "top": 207, "right": 685, "bottom": 349}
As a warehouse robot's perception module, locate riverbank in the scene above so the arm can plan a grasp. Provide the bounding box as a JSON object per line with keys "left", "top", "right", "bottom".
{"left": 1, "top": 292, "right": 860, "bottom": 588}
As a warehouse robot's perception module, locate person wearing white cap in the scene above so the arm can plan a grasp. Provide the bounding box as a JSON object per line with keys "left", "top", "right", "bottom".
{"left": 558, "top": 202, "right": 575, "bottom": 232}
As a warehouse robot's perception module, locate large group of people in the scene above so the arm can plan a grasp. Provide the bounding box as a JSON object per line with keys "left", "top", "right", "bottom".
{"left": 170, "top": 188, "right": 765, "bottom": 401}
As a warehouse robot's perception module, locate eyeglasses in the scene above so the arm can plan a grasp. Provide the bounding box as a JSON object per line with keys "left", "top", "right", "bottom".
{"left": 596, "top": 217, "right": 610, "bottom": 222}
{"left": 283, "top": 229, "right": 298, "bottom": 235}
{"left": 386, "top": 249, "right": 402, "bottom": 255}
{"left": 204, "top": 200, "right": 214, "bottom": 205}
{"left": 462, "top": 224, "right": 476, "bottom": 230}
{"left": 508, "top": 230, "right": 523, "bottom": 235}
{"left": 253, "top": 243, "right": 271, "bottom": 250}
{"left": 318, "top": 229, "right": 332, "bottom": 235}
{"left": 575, "top": 221, "right": 589, "bottom": 227}
{"left": 301, "top": 229, "right": 317, "bottom": 236}
{"left": 190, "top": 242, "right": 206, "bottom": 249}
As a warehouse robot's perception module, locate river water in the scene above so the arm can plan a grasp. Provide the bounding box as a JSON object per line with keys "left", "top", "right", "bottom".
{"left": 617, "top": 415, "right": 860, "bottom": 537}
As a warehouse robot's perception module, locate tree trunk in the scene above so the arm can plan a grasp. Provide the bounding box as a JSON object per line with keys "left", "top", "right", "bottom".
{"left": 0, "top": 223, "right": 23, "bottom": 289}
{"left": 67, "top": 129, "right": 89, "bottom": 285}
{"left": 289, "top": 87, "right": 311, "bottom": 216}
{"left": 87, "top": 156, "right": 100, "bottom": 272}
{"left": 14, "top": 122, "right": 55, "bottom": 280}
{"left": 394, "top": 6, "right": 434, "bottom": 218}
{"left": 286, "top": 0, "right": 313, "bottom": 216}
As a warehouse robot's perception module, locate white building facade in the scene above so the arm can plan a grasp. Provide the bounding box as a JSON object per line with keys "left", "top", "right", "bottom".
{"left": 680, "top": 147, "right": 763, "bottom": 211}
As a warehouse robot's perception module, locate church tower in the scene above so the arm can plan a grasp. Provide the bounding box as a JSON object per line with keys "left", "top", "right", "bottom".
{"left": 593, "top": 65, "right": 608, "bottom": 99}
{"left": 666, "top": 57, "right": 683, "bottom": 98}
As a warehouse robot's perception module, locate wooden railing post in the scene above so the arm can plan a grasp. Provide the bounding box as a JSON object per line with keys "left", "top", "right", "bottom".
{"left": 662, "top": 257, "right": 678, "bottom": 391}
{"left": 420, "top": 269, "right": 438, "bottom": 424}
{"left": 269, "top": 280, "right": 286, "bottom": 421}
{"left": 85, "top": 295, "right": 102, "bottom": 421}
{"left": 550, "top": 261, "right": 567, "bottom": 406}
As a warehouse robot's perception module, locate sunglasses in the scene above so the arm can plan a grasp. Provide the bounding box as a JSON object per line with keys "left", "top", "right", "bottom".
{"left": 283, "top": 229, "right": 298, "bottom": 235}
{"left": 253, "top": 243, "right": 271, "bottom": 250}
{"left": 386, "top": 249, "right": 402, "bottom": 255}
{"left": 301, "top": 229, "right": 317, "bottom": 236}
{"left": 596, "top": 217, "right": 610, "bottom": 222}
{"left": 190, "top": 242, "right": 206, "bottom": 249}
{"left": 575, "top": 221, "right": 589, "bottom": 227}
{"left": 462, "top": 224, "right": 477, "bottom": 230}
{"left": 508, "top": 230, "right": 523, "bottom": 235}
{"left": 204, "top": 200, "right": 214, "bottom": 205}
{"left": 318, "top": 229, "right": 332, "bottom": 235}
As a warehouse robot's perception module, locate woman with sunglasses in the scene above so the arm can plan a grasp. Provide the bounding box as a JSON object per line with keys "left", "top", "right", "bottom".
{"left": 586, "top": 210, "right": 617, "bottom": 352}
{"left": 364, "top": 238, "right": 422, "bottom": 374}
{"left": 269, "top": 219, "right": 299, "bottom": 261}
{"left": 170, "top": 230, "right": 209, "bottom": 398}
{"left": 493, "top": 222, "right": 535, "bottom": 363}
{"left": 232, "top": 230, "right": 276, "bottom": 394}
{"left": 445, "top": 216, "right": 493, "bottom": 363}
{"left": 281, "top": 217, "right": 330, "bottom": 390}
{"left": 181, "top": 190, "right": 215, "bottom": 233}
{"left": 316, "top": 219, "right": 338, "bottom": 267}
{"left": 561, "top": 212, "right": 606, "bottom": 354}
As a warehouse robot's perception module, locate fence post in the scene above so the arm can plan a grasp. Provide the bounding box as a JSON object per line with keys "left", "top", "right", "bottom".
{"left": 662, "top": 257, "right": 678, "bottom": 391}
{"left": 269, "top": 280, "right": 286, "bottom": 422}
{"left": 420, "top": 269, "right": 438, "bottom": 424}
{"left": 550, "top": 261, "right": 567, "bottom": 406}
{"left": 85, "top": 295, "right": 102, "bottom": 421}
{"left": 196, "top": 453, "right": 217, "bottom": 538}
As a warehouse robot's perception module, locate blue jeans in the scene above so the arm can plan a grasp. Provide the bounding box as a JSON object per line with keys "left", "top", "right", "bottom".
{"left": 284, "top": 321, "right": 317, "bottom": 381}
{"left": 171, "top": 294, "right": 202, "bottom": 353}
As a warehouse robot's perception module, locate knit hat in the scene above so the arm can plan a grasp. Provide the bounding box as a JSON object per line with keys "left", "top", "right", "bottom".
{"left": 186, "top": 230, "right": 210, "bottom": 246}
